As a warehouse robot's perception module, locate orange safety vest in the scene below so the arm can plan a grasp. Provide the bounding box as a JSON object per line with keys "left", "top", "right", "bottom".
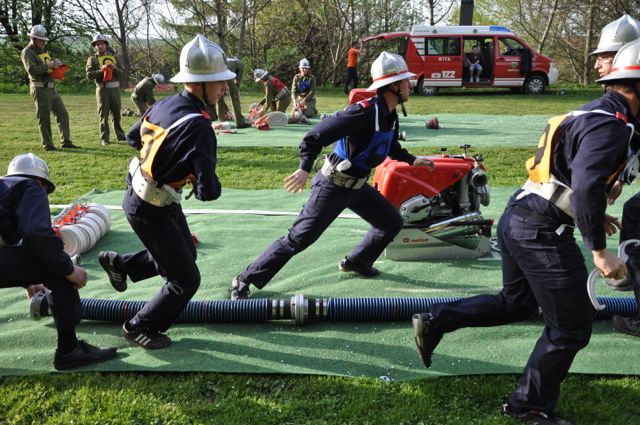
{"left": 526, "top": 110, "right": 632, "bottom": 186}
{"left": 138, "top": 112, "right": 206, "bottom": 188}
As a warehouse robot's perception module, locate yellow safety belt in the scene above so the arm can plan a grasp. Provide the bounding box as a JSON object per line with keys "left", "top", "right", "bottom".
{"left": 138, "top": 112, "right": 203, "bottom": 187}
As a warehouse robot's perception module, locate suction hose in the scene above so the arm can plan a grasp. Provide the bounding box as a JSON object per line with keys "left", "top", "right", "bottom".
{"left": 29, "top": 292, "right": 637, "bottom": 325}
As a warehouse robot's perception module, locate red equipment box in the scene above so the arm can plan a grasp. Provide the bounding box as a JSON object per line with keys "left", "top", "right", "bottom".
{"left": 373, "top": 156, "right": 480, "bottom": 208}
{"left": 348, "top": 88, "right": 376, "bottom": 105}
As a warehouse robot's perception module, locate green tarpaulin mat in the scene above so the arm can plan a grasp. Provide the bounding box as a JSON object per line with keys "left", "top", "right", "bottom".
{"left": 0, "top": 187, "right": 639, "bottom": 379}
{"left": 216, "top": 114, "right": 550, "bottom": 147}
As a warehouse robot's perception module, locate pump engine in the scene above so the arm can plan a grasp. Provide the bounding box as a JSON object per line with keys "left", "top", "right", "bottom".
{"left": 373, "top": 145, "right": 492, "bottom": 260}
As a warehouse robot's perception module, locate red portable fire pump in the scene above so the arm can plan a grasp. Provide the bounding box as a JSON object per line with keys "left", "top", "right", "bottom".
{"left": 373, "top": 145, "right": 492, "bottom": 261}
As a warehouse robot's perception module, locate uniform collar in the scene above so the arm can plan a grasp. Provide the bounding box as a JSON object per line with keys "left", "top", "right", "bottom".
{"left": 181, "top": 89, "right": 208, "bottom": 110}
{"left": 605, "top": 90, "right": 636, "bottom": 125}
{"left": 375, "top": 95, "right": 394, "bottom": 117}
{"left": 28, "top": 43, "right": 44, "bottom": 53}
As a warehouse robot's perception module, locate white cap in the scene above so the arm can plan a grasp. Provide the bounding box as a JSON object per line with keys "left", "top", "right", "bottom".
{"left": 367, "top": 51, "right": 416, "bottom": 91}
{"left": 591, "top": 15, "right": 640, "bottom": 55}
{"left": 170, "top": 34, "right": 236, "bottom": 83}
{"left": 597, "top": 38, "right": 640, "bottom": 83}
{"left": 30, "top": 25, "right": 48, "bottom": 41}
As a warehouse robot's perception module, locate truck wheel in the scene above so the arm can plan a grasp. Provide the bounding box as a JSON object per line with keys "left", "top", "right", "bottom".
{"left": 418, "top": 80, "right": 439, "bottom": 96}
{"left": 524, "top": 75, "right": 546, "bottom": 94}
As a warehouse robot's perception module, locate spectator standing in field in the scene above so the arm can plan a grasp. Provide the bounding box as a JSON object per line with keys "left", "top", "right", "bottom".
{"left": 85, "top": 34, "right": 126, "bottom": 146}
{"left": 21, "top": 25, "right": 77, "bottom": 151}
{"left": 343, "top": 41, "right": 360, "bottom": 95}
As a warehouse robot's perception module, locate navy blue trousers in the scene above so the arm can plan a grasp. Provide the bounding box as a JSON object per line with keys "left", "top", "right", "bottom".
{"left": 0, "top": 246, "right": 80, "bottom": 333}
{"left": 122, "top": 189, "right": 200, "bottom": 332}
{"left": 428, "top": 204, "right": 592, "bottom": 414}
{"left": 620, "top": 192, "right": 640, "bottom": 305}
{"left": 242, "top": 173, "right": 403, "bottom": 288}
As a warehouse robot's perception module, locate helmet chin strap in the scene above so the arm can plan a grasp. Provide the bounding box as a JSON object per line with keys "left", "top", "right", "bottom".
{"left": 632, "top": 84, "right": 640, "bottom": 119}
{"left": 391, "top": 87, "right": 408, "bottom": 117}
{"left": 201, "top": 82, "right": 213, "bottom": 106}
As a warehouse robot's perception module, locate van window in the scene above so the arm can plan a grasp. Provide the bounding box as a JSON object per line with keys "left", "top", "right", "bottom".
{"left": 424, "top": 37, "right": 460, "bottom": 56}
{"left": 499, "top": 38, "right": 525, "bottom": 57}
{"left": 370, "top": 37, "right": 409, "bottom": 57}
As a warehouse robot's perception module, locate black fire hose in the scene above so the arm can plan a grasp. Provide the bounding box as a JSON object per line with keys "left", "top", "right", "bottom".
{"left": 30, "top": 293, "right": 637, "bottom": 325}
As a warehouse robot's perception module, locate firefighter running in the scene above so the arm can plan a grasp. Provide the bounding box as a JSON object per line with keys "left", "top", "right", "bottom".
{"left": 97, "top": 35, "right": 232, "bottom": 349}
{"left": 411, "top": 39, "right": 640, "bottom": 425}
{"left": 230, "top": 51, "right": 433, "bottom": 300}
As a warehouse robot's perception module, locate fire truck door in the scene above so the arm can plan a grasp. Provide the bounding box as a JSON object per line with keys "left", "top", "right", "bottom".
{"left": 494, "top": 37, "right": 525, "bottom": 87}
{"left": 421, "top": 36, "right": 463, "bottom": 88}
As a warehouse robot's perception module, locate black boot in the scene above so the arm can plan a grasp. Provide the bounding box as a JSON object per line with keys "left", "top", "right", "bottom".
{"left": 501, "top": 403, "right": 574, "bottom": 425}
{"left": 412, "top": 312, "right": 442, "bottom": 368}
{"left": 338, "top": 256, "right": 380, "bottom": 278}
{"left": 54, "top": 340, "right": 117, "bottom": 370}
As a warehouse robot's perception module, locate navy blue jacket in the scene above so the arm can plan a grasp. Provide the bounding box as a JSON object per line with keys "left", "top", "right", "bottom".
{"left": 521, "top": 90, "right": 634, "bottom": 250}
{"left": 298, "top": 96, "right": 416, "bottom": 178}
{"left": 0, "top": 176, "right": 74, "bottom": 277}
{"left": 127, "top": 90, "right": 221, "bottom": 201}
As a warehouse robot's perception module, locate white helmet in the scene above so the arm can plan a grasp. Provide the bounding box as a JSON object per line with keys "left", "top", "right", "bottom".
{"left": 591, "top": 15, "right": 640, "bottom": 55}
{"left": 597, "top": 38, "right": 640, "bottom": 83}
{"left": 30, "top": 25, "right": 48, "bottom": 41}
{"left": 91, "top": 34, "right": 109, "bottom": 47}
{"left": 152, "top": 73, "right": 164, "bottom": 84}
{"left": 367, "top": 51, "right": 416, "bottom": 91}
{"left": 170, "top": 34, "right": 236, "bottom": 83}
{"left": 253, "top": 68, "right": 269, "bottom": 82}
{"left": 6, "top": 153, "right": 55, "bottom": 194}
{"left": 299, "top": 58, "right": 310, "bottom": 69}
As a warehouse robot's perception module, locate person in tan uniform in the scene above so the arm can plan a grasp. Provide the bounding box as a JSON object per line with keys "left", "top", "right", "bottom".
{"left": 85, "top": 34, "right": 126, "bottom": 146}
{"left": 291, "top": 58, "right": 317, "bottom": 118}
{"left": 217, "top": 57, "right": 250, "bottom": 128}
{"left": 21, "top": 25, "right": 77, "bottom": 151}
{"left": 253, "top": 68, "right": 290, "bottom": 113}
{"left": 130, "top": 73, "right": 164, "bottom": 116}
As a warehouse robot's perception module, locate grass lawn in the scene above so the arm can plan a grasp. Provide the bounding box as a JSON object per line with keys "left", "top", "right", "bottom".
{"left": 0, "top": 86, "right": 638, "bottom": 424}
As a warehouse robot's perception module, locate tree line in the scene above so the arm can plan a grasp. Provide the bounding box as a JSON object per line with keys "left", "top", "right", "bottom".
{"left": 1, "top": 0, "right": 639, "bottom": 88}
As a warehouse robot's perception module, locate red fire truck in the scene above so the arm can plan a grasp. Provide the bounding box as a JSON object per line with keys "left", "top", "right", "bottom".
{"left": 363, "top": 25, "right": 558, "bottom": 95}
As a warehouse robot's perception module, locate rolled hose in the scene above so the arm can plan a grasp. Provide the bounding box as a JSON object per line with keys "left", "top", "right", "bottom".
{"left": 30, "top": 293, "right": 637, "bottom": 325}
